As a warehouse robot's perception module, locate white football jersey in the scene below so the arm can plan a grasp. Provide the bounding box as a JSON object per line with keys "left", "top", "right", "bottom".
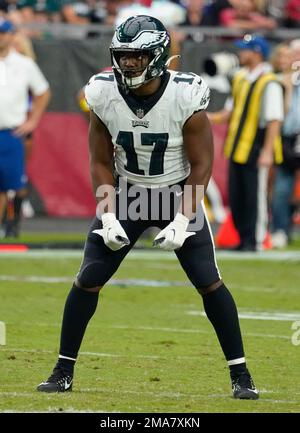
{"left": 85, "top": 69, "right": 210, "bottom": 187}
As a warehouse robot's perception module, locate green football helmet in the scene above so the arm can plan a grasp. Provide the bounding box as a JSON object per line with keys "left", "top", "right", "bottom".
{"left": 110, "top": 15, "right": 171, "bottom": 89}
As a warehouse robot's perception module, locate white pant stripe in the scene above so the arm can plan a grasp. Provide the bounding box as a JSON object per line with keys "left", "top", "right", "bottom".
{"left": 227, "top": 357, "right": 246, "bottom": 366}
{"left": 59, "top": 354, "right": 77, "bottom": 362}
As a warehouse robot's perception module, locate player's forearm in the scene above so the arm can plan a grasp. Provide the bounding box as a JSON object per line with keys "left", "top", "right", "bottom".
{"left": 181, "top": 164, "right": 212, "bottom": 220}
{"left": 90, "top": 162, "right": 116, "bottom": 214}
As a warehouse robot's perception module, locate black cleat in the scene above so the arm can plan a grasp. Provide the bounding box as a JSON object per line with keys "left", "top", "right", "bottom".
{"left": 231, "top": 370, "right": 259, "bottom": 400}
{"left": 37, "top": 367, "right": 73, "bottom": 393}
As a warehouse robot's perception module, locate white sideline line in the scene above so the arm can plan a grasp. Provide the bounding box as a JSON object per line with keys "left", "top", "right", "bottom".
{"left": 1, "top": 274, "right": 299, "bottom": 293}
{"left": 1, "top": 322, "right": 291, "bottom": 340}
{"left": 0, "top": 275, "right": 73, "bottom": 283}
{"left": 1, "top": 321, "right": 291, "bottom": 339}
{"left": 110, "top": 325, "right": 291, "bottom": 340}
{"left": 187, "top": 310, "right": 300, "bottom": 322}
{"left": 0, "top": 347, "right": 201, "bottom": 360}
{"left": 78, "top": 388, "right": 300, "bottom": 404}
{"left": 1, "top": 316, "right": 291, "bottom": 361}
{"left": 0, "top": 249, "right": 300, "bottom": 261}
{"left": 0, "top": 275, "right": 189, "bottom": 287}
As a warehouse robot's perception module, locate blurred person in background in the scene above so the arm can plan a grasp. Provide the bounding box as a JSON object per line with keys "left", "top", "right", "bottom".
{"left": 3, "top": 31, "right": 37, "bottom": 232}
{"left": 201, "top": 0, "right": 277, "bottom": 27}
{"left": 271, "top": 40, "right": 300, "bottom": 247}
{"left": 17, "top": 0, "right": 91, "bottom": 25}
{"left": 254, "top": 0, "right": 286, "bottom": 26}
{"left": 202, "top": 0, "right": 236, "bottom": 26}
{"left": 104, "top": 0, "right": 134, "bottom": 26}
{"left": 180, "top": 0, "right": 213, "bottom": 26}
{"left": 209, "top": 35, "right": 284, "bottom": 251}
{"left": 115, "top": 0, "right": 186, "bottom": 27}
{"left": 220, "top": 0, "right": 277, "bottom": 30}
{"left": 0, "top": 1, "right": 23, "bottom": 24}
{"left": 0, "top": 18, "right": 50, "bottom": 237}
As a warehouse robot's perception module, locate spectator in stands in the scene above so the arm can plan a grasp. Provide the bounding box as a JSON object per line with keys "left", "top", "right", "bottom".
{"left": 115, "top": 0, "right": 186, "bottom": 27}
{"left": 85, "top": 0, "right": 109, "bottom": 24}
{"left": 255, "top": 0, "right": 286, "bottom": 26}
{"left": 102, "top": 0, "right": 133, "bottom": 26}
{"left": 202, "top": 0, "right": 232, "bottom": 26}
{"left": 0, "top": 19, "right": 50, "bottom": 237}
{"left": 1, "top": 0, "right": 23, "bottom": 24}
{"left": 220, "top": 0, "right": 277, "bottom": 30}
{"left": 181, "top": 0, "right": 212, "bottom": 26}
{"left": 271, "top": 40, "right": 300, "bottom": 247}
{"left": 209, "top": 35, "right": 284, "bottom": 251}
{"left": 17, "top": 0, "right": 57, "bottom": 24}
{"left": 17, "top": 0, "right": 91, "bottom": 25}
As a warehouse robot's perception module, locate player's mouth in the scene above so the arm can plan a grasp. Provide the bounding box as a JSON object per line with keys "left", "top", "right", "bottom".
{"left": 123, "top": 69, "right": 144, "bottom": 78}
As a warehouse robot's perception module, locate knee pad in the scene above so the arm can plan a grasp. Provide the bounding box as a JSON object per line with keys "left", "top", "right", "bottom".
{"left": 77, "top": 261, "right": 111, "bottom": 289}
{"left": 184, "top": 260, "right": 221, "bottom": 291}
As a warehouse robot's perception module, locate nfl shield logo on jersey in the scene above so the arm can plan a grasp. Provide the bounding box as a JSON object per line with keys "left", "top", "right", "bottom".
{"left": 136, "top": 108, "right": 144, "bottom": 119}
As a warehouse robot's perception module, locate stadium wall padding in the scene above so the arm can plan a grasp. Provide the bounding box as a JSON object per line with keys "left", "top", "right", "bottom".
{"left": 27, "top": 113, "right": 96, "bottom": 217}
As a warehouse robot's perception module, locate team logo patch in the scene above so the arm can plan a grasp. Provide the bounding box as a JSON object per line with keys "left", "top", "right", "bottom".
{"left": 136, "top": 108, "right": 145, "bottom": 119}
{"left": 132, "top": 119, "right": 149, "bottom": 128}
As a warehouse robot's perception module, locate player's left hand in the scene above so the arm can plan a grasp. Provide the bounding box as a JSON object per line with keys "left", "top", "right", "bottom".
{"left": 14, "top": 119, "right": 37, "bottom": 137}
{"left": 93, "top": 212, "right": 130, "bottom": 251}
{"left": 153, "top": 213, "right": 195, "bottom": 251}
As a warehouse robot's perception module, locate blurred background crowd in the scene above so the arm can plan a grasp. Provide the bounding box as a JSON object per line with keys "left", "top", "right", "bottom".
{"left": 0, "top": 0, "right": 300, "bottom": 250}
{"left": 0, "top": 0, "right": 300, "bottom": 31}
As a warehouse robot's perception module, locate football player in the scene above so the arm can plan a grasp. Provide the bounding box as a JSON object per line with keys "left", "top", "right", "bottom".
{"left": 37, "top": 15, "right": 258, "bottom": 400}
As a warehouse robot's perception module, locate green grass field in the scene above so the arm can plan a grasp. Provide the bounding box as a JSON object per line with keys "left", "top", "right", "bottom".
{"left": 0, "top": 249, "right": 300, "bottom": 413}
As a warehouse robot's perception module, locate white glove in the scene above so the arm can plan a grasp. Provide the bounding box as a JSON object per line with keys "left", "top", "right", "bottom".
{"left": 153, "top": 213, "right": 195, "bottom": 251}
{"left": 92, "top": 213, "right": 130, "bottom": 251}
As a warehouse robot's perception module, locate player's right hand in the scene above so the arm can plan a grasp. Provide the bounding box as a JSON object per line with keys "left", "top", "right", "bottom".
{"left": 92, "top": 213, "right": 130, "bottom": 251}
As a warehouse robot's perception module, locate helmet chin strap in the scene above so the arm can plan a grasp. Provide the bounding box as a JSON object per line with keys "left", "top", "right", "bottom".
{"left": 124, "top": 68, "right": 148, "bottom": 89}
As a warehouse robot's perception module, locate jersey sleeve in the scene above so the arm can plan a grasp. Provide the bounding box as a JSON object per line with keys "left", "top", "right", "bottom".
{"left": 84, "top": 73, "right": 113, "bottom": 120}
{"left": 85, "top": 71, "right": 117, "bottom": 125}
{"left": 84, "top": 75, "right": 102, "bottom": 114}
{"left": 26, "top": 58, "right": 49, "bottom": 96}
{"left": 179, "top": 74, "right": 211, "bottom": 123}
